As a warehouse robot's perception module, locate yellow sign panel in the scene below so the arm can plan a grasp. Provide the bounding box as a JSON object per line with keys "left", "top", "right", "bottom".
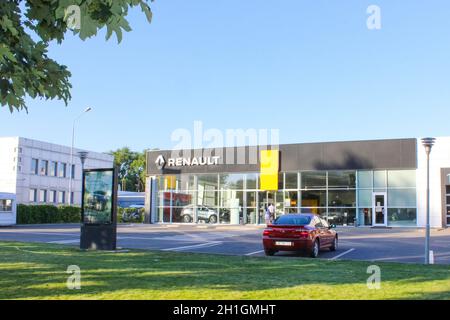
{"left": 260, "top": 150, "right": 279, "bottom": 191}
{"left": 165, "top": 176, "right": 176, "bottom": 190}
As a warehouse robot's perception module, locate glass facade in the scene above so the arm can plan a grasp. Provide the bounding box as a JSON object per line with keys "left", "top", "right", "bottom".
{"left": 153, "top": 169, "right": 417, "bottom": 226}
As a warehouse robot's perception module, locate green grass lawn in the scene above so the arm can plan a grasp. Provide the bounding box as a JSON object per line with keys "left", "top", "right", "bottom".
{"left": 0, "top": 241, "right": 449, "bottom": 300}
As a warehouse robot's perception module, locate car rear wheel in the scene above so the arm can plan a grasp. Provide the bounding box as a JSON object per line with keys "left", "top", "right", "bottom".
{"left": 310, "top": 239, "right": 320, "bottom": 258}
{"left": 330, "top": 236, "right": 338, "bottom": 252}
{"left": 183, "top": 215, "right": 192, "bottom": 223}
{"left": 265, "top": 249, "right": 276, "bottom": 256}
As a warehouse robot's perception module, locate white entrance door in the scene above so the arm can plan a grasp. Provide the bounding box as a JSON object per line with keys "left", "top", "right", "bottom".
{"left": 372, "top": 192, "right": 387, "bottom": 227}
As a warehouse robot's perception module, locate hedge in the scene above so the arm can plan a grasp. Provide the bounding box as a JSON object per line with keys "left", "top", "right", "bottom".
{"left": 17, "top": 205, "right": 81, "bottom": 224}
{"left": 16, "top": 205, "right": 144, "bottom": 224}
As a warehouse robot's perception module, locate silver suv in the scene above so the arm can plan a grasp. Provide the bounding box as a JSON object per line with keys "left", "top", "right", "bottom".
{"left": 180, "top": 205, "right": 218, "bottom": 224}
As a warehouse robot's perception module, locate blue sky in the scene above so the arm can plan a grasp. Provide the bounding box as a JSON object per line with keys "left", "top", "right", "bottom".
{"left": 1, "top": 0, "right": 450, "bottom": 153}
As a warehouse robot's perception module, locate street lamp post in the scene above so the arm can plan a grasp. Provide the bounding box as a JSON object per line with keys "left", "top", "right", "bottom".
{"left": 76, "top": 151, "right": 89, "bottom": 206}
{"left": 78, "top": 151, "right": 89, "bottom": 171}
{"left": 422, "top": 137, "right": 436, "bottom": 265}
{"left": 69, "top": 107, "right": 92, "bottom": 205}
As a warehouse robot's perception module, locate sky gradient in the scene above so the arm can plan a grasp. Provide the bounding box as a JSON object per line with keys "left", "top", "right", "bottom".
{"left": 1, "top": 0, "right": 450, "bottom": 153}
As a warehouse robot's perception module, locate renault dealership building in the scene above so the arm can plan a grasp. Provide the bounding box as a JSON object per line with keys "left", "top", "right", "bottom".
{"left": 144, "top": 138, "right": 450, "bottom": 228}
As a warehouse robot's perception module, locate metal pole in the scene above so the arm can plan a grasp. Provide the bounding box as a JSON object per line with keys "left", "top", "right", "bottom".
{"left": 425, "top": 150, "right": 431, "bottom": 264}
{"left": 69, "top": 107, "right": 92, "bottom": 206}
{"left": 69, "top": 122, "right": 75, "bottom": 205}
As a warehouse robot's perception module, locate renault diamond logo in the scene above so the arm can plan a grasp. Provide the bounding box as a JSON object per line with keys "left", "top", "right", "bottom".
{"left": 155, "top": 155, "right": 166, "bottom": 170}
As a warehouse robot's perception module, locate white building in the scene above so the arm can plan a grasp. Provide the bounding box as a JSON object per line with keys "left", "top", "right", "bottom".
{"left": 0, "top": 137, "right": 114, "bottom": 206}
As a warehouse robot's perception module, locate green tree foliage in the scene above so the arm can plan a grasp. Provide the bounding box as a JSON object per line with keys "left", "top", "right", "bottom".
{"left": 0, "top": 0, "right": 153, "bottom": 112}
{"left": 109, "top": 147, "right": 146, "bottom": 192}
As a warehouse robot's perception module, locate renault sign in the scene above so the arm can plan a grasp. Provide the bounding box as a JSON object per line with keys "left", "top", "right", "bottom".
{"left": 155, "top": 155, "right": 221, "bottom": 169}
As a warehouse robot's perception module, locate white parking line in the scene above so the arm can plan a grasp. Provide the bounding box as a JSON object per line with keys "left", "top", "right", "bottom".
{"left": 245, "top": 250, "right": 265, "bottom": 256}
{"left": 47, "top": 239, "right": 80, "bottom": 244}
{"left": 162, "top": 242, "right": 223, "bottom": 252}
{"left": 10, "top": 232, "right": 79, "bottom": 237}
{"left": 330, "top": 248, "right": 355, "bottom": 261}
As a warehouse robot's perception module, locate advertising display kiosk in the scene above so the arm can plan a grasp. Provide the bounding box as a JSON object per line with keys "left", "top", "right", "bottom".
{"left": 80, "top": 168, "right": 118, "bottom": 250}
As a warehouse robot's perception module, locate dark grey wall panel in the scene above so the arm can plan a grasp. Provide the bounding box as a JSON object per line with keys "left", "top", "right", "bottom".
{"left": 146, "top": 138, "right": 418, "bottom": 175}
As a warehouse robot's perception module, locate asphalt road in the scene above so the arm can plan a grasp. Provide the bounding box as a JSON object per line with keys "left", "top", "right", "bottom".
{"left": 0, "top": 224, "right": 449, "bottom": 264}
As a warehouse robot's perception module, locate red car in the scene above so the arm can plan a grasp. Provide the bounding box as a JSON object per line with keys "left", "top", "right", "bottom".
{"left": 263, "top": 214, "right": 338, "bottom": 258}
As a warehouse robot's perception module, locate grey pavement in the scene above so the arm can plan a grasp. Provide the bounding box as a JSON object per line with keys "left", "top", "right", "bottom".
{"left": 0, "top": 224, "right": 449, "bottom": 265}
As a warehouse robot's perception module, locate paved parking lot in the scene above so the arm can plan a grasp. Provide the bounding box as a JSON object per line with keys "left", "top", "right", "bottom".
{"left": 0, "top": 224, "right": 449, "bottom": 264}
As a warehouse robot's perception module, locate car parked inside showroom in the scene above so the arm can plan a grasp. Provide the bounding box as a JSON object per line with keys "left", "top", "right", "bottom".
{"left": 179, "top": 205, "right": 229, "bottom": 224}
{"left": 262, "top": 214, "right": 338, "bottom": 258}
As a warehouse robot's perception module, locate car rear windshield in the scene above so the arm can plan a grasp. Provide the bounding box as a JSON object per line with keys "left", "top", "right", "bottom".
{"left": 273, "top": 215, "right": 311, "bottom": 226}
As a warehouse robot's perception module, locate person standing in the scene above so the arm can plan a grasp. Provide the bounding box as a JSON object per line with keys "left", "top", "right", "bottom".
{"left": 265, "top": 205, "right": 271, "bottom": 225}
{"left": 268, "top": 203, "right": 275, "bottom": 223}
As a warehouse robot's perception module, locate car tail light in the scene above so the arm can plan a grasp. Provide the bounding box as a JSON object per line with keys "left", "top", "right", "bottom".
{"left": 295, "top": 229, "right": 310, "bottom": 239}
{"left": 263, "top": 229, "right": 273, "bottom": 236}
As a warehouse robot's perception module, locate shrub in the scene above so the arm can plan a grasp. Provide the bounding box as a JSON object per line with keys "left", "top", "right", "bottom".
{"left": 17, "top": 205, "right": 81, "bottom": 224}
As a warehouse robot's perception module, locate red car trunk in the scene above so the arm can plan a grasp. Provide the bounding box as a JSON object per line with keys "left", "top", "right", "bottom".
{"left": 264, "top": 225, "right": 311, "bottom": 239}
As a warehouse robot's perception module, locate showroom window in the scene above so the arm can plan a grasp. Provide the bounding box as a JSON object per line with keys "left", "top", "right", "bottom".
{"left": 387, "top": 170, "right": 416, "bottom": 188}
{"left": 301, "top": 171, "right": 326, "bottom": 189}
{"left": 285, "top": 172, "right": 298, "bottom": 190}
{"left": 220, "top": 174, "right": 245, "bottom": 190}
{"left": 153, "top": 169, "right": 416, "bottom": 227}
{"left": 328, "top": 171, "right": 356, "bottom": 189}
{"left": 301, "top": 190, "right": 326, "bottom": 208}
{"left": 328, "top": 190, "right": 356, "bottom": 208}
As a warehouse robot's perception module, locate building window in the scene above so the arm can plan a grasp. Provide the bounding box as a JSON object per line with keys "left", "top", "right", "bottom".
{"left": 374, "top": 170, "right": 387, "bottom": 189}
{"left": 387, "top": 189, "right": 417, "bottom": 207}
{"left": 328, "top": 171, "right": 356, "bottom": 189}
{"left": 301, "top": 190, "right": 327, "bottom": 207}
{"left": 29, "top": 189, "right": 37, "bottom": 202}
{"left": 0, "top": 199, "right": 13, "bottom": 212}
{"left": 154, "top": 169, "right": 415, "bottom": 227}
{"left": 358, "top": 171, "right": 373, "bottom": 189}
{"left": 49, "top": 190, "right": 57, "bottom": 204}
{"left": 58, "top": 191, "right": 66, "bottom": 204}
{"left": 388, "top": 208, "right": 417, "bottom": 226}
{"left": 31, "top": 159, "right": 39, "bottom": 175}
{"left": 50, "top": 161, "right": 58, "bottom": 177}
{"left": 445, "top": 186, "right": 450, "bottom": 226}
{"left": 301, "top": 172, "right": 327, "bottom": 189}
{"left": 59, "top": 163, "right": 67, "bottom": 178}
{"left": 285, "top": 172, "right": 298, "bottom": 190}
{"left": 40, "top": 160, "right": 48, "bottom": 176}
{"left": 70, "top": 192, "right": 74, "bottom": 205}
{"left": 39, "top": 190, "right": 47, "bottom": 203}
{"left": 18, "top": 166, "right": 22, "bottom": 172}
{"left": 387, "top": 170, "right": 416, "bottom": 188}
{"left": 71, "top": 164, "right": 76, "bottom": 179}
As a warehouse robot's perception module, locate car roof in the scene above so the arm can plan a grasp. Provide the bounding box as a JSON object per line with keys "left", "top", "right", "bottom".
{"left": 279, "top": 214, "right": 318, "bottom": 218}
